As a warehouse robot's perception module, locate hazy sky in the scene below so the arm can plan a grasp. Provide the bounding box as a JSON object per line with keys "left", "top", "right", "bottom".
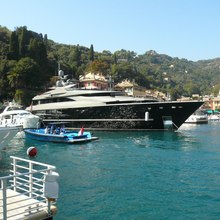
{"left": 1, "top": 0, "right": 220, "bottom": 61}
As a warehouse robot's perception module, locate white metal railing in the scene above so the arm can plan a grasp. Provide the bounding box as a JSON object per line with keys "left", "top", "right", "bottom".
{"left": 0, "top": 156, "right": 58, "bottom": 220}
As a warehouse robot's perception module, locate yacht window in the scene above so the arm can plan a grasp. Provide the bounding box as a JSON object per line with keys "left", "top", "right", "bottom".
{"left": 83, "top": 93, "right": 113, "bottom": 97}
{"left": 106, "top": 100, "right": 158, "bottom": 104}
{"left": 33, "top": 97, "right": 73, "bottom": 104}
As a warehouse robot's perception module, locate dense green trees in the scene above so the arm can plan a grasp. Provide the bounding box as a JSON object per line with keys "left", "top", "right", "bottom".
{"left": 87, "top": 60, "right": 109, "bottom": 75}
{"left": 89, "top": 44, "right": 94, "bottom": 62}
{"left": 9, "top": 31, "right": 19, "bottom": 60}
{"left": 0, "top": 26, "right": 51, "bottom": 105}
{"left": 1, "top": 25, "right": 220, "bottom": 106}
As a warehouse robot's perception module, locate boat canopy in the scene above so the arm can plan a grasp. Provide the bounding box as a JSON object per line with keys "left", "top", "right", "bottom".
{"left": 205, "top": 110, "right": 219, "bottom": 114}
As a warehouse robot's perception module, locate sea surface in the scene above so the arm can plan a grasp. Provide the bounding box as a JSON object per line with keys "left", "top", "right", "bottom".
{"left": 1, "top": 123, "right": 220, "bottom": 219}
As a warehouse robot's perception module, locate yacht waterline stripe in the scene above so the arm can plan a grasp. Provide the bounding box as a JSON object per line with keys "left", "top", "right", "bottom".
{"left": 43, "top": 118, "right": 153, "bottom": 122}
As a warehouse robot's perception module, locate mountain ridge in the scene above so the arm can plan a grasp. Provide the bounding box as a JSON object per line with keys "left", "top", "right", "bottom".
{"left": 1, "top": 25, "right": 220, "bottom": 105}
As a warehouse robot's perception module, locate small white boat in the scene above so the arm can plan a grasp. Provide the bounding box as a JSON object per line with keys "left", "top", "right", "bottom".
{"left": 208, "top": 114, "right": 220, "bottom": 121}
{"left": 0, "top": 102, "right": 40, "bottom": 129}
{"left": 185, "top": 110, "right": 208, "bottom": 124}
{"left": 0, "top": 126, "right": 19, "bottom": 150}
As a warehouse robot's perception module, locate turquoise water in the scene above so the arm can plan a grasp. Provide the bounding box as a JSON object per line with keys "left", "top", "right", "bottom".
{"left": 1, "top": 123, "right": 220, "bottom": 219}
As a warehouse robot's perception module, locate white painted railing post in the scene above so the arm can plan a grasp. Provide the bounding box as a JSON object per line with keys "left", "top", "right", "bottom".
{"left": 47, "top": 199, "right": 51, "bottom": 216}
{"left": 12, "top": 157, "right": 17, "bottom": 192}
{"left": 29, "top": 161, "right": 33, "bottom": 197}
{"left": 2, "top": 179, "right": 7, "bottom": 220}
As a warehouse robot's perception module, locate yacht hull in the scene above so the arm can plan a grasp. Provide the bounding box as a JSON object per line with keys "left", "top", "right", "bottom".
{"left": 35, "top": 101, "right": 204, "bottom": 131}
{"left": 0, "top": 127, "right": 19, "bottom": 150}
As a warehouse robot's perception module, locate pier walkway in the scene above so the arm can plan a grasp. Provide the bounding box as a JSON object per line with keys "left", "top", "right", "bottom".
{"left": 0, "top": 156, "right": 58, "bottom": 220}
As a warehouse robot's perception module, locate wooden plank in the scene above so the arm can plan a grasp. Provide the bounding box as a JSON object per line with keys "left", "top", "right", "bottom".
{"left": 0, "top": 189, "right": 57, "bottom": 220}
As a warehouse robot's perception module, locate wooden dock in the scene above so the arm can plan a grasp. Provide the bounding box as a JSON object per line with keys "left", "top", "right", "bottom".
{"left": 0, "top": 156, "right": 58, "bottom": 220}
{"left": 0, "top": 189, "right": 57, "bottom": 220}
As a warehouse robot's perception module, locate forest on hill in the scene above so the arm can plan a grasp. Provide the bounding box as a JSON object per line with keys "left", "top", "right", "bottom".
{"left": 1, "top": 25, "right": 220, "bottom": 106}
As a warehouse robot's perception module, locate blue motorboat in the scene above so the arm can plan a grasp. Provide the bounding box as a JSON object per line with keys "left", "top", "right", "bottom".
{"left": 24, "top": 124, "right": 99, "bottom": 144}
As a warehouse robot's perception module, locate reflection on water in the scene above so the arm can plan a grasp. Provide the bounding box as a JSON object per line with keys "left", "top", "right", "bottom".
{"left": 0, "top": 124, "right": 217, "bottom": 159}
{"left": 126, "top": 129, "right": 197, "bottom": 151}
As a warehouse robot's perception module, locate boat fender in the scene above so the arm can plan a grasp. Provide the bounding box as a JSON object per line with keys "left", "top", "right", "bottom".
{"left": 145, "top": 112, "right": 149, "bottom": 121}
{"left": 27, "top": 147, "right": 37, "bottom": 157}
{"left": 43, "top": 171, "right": 59, "bottom": 201}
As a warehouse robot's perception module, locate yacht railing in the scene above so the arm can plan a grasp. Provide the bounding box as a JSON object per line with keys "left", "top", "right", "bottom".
{"left": 0, "top": 156, "right": 58, "bottom": 220}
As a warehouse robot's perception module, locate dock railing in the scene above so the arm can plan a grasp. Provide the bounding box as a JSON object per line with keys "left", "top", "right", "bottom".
{"left": 0, "top": 156, "right": 58, "bottom": 220}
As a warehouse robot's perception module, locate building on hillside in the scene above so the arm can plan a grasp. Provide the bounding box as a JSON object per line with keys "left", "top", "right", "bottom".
{"left": 177, "top": 97, "right": 191, "bottom": 101}
{"left": 209, "top": 96, "right": 220, "bottom": 110}
{"left": 192, "top": 94, "right": 200, "bottom": 100}
{"left": 202, "top": 96, "right": 212, "bottom": 109}
{"left": 114, "top": 79, "right": 146, "bottom": 97}
{"left": 79, "top": 72, "right": 108, "bottom": 90}
{"left": 146, "top": 90, "right": 167, "bottom": 101}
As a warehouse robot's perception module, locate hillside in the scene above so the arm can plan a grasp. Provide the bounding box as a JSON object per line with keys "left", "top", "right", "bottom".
{"left": 1, "top": 25, "right": 220, "bottom": 105}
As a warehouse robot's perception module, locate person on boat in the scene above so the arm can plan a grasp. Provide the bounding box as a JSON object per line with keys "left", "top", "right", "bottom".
{"left": 50, "top": 125, "right": 54, "bottom": 134}
{"left": 44, "top": 126, "right": 49, "bottom": 134}
{"left": 60, "top": 129, "right": 64, "bottom": 135}
{"left": 55, "top": 127, "right": 60, "bottom": 134}
{"left": 60, "top": 125, "right": 65, "bottom": 134}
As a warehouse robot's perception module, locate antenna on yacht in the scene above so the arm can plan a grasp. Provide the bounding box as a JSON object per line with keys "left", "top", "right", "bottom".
{"left": 108, "top": 75, "right": 114, "bottom": 91}
{"left": 57, "top": 63, "right": 64, "bottom": 78}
